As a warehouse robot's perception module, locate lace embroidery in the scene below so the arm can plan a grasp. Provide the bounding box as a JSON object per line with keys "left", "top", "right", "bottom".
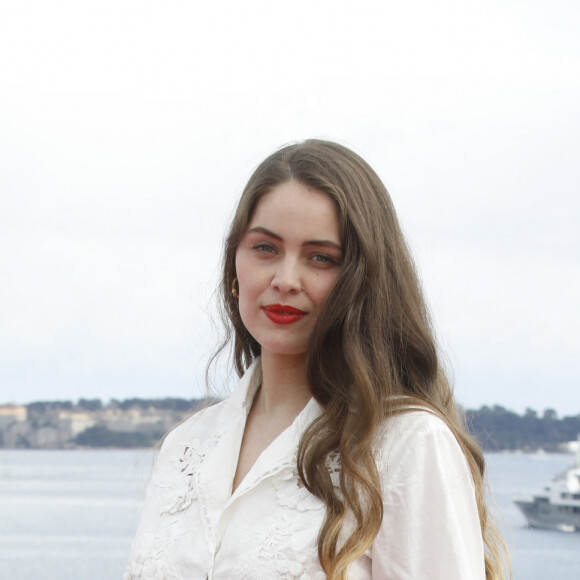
{"left": 162, "top": 433, "right": 221, "bottom": 515}
{"left": 246, "top": 507, "right": 326, "bottom": 580}
{"left": 326, "top": 450, "right": 341, "bottom": 487}
{"left": 126, "top": 430, "right": 224, "bottom": 579}
{"left": 233, "top": 466, "right": 325, "bottom": 579}
{"left": 237, "top": 451, "right": 343, "bottom": 578}
{"left": 275, "top": 466, "right": 325, "bottom": 513}
{"left": 255, "top": 452, "right": 340, "bottom": 578}
{"left": 160, "top": 438, "right": 202, "bottom": 515}
{"left": 123, "top": 533, "right": 185, "bottom": 580}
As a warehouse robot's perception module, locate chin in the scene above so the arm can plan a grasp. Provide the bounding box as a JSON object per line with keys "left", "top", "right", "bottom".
{"left": 260, "top": 343, "right": 309, "bottom": 357}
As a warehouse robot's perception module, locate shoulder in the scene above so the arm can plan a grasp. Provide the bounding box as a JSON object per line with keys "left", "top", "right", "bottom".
{"left": 379, "top": 407, "right": 458, "bottom": 447}
{"left": 375, "top": 409, "right": 471, "bottom": 486}
{"left": 383, "top": 407, "right": 458, "bottom": 442}
{"left": 159, "top": 399, "right": 231, "bottom": 453}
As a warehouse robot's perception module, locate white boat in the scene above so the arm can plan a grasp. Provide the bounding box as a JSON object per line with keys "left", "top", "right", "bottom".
{"left": 514, "top": 435, "right": 580, "bottom": 532}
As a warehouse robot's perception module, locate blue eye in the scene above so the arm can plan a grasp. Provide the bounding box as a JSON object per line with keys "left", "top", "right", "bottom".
{"left": 254, "top": 243, "right": 275, "bottom": 254}
{"left": 313, "top": 254, "right": 336, "bottom": 265}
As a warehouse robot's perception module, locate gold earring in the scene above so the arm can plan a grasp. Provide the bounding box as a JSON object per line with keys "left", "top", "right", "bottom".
{"left": 231, "top": 277, "right": 239, "bottom": 298}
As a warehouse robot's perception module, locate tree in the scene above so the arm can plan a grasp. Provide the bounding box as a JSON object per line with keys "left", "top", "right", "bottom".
{"left": 77, "top": 398, "right": 103, "bottom": 412}
{"left": 73, "top": 426, "right": 158, "bottom": 448}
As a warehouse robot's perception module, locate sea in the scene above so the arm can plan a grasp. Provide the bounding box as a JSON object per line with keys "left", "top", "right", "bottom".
{"left": 0, "top": 449, "right": 579, "bottom": 580}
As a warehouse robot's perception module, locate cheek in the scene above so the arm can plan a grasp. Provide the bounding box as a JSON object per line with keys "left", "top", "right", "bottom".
{"left": 235, "top": 251, "right": 251, "bottom": 291}
{"left": 234, "top": 252, "right": 262, "bottom": 323}
{"left": 236, "top": 258, "right": 261, "bottom": 299}
{"left": 310, "top": 273, "right": 340, "bottom": 308}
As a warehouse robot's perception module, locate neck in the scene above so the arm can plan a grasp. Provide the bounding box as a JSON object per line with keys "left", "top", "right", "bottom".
{"left": 255, "top": 351, "right": 312, "bottom": 418}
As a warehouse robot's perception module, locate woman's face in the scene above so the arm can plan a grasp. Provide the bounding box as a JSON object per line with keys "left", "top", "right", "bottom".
{"left": 235, "top": 180, "right": 343, "bottom": 358}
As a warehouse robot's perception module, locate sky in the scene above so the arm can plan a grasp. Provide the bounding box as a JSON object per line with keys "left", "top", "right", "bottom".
{"left": 1, "top": 0, "right": 579, "bottom": 415}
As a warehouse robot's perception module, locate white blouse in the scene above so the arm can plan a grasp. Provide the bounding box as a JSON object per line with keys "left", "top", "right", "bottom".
{"left": 124, "top": 360, "right": 485, "bottom": 580}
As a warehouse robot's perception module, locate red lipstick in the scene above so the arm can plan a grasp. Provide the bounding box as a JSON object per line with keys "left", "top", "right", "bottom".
{"left": 262, "top": 304, "right": 307, "bottom": 325}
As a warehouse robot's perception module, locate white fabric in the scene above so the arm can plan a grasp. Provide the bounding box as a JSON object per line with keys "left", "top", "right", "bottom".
{"left": 124, "top": 360, "right": 485, "bottom": 580}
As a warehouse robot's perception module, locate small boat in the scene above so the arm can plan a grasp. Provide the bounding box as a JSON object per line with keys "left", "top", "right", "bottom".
{"left": 514, "top": 435, "right": 580, "bottom": 532}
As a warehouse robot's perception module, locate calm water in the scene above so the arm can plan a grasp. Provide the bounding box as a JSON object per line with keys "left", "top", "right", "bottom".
{"left": 0, "top": 449, "right": 154, "bottom": 580}
{"left": 0, "top": 449, "right": 579, "bottom": 579}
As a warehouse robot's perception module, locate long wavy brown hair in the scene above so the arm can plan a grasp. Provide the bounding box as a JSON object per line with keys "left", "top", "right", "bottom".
{"left": 212, "top": 139, "right": 510, "bottom": 579}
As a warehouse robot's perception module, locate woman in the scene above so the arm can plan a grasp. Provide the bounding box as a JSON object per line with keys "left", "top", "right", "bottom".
{"left": 125, "top": 140, "right": 509, "bottom": 579}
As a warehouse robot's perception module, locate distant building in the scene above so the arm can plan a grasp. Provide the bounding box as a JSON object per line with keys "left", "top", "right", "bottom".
{"left": 0, "top": 405, "right": 27, "bottom": 426}
{"left": 0, "top": 405, "right": 29, "bottom": 447}
{"left": 100, "top": 407, "right": 176, "bottom": 434}
{"left": 57, "top": 410, "right": 96, "bottom": 438}
{"left": 0, "top": 400, "right": 195, "bottom": 449}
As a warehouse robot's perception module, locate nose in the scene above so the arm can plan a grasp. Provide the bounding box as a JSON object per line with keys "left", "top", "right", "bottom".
{"left": 271, "top": 257, "right": 303, "bottom": 294}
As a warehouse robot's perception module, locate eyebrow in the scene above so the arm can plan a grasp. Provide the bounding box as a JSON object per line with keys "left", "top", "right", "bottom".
{"left": 247, "top": 226, "right": 342, "bottom": 251}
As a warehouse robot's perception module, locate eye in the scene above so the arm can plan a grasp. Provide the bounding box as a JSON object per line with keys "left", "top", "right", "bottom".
{"left": 312, "top": 254, "right": 338, "bottom": 266}
{"left": 253, "top": 242, "right": 276, "bottom": 254}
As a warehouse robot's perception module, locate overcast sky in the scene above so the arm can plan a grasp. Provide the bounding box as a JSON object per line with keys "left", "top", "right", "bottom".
{"left": 1, "top": 0, "right": 578, "bottom": 415}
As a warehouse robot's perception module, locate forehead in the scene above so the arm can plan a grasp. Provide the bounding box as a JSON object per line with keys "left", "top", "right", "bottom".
{"left": 248, "top": 181, "right": 340, "bottom": 240}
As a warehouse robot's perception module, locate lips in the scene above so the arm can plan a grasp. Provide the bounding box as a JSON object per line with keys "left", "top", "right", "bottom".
{"left": 262, "top": 304, "right": 307, "bottom": 325}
